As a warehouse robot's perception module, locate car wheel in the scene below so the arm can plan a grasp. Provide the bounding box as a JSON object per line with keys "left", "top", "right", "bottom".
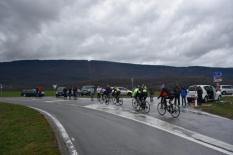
{"left": 204, "top": 96, "right": 208, "bottom": 103}
{"left": 222, "top": 91, "right": 226, "bottom": 95}
{"left": 127, "top": 92, "right": 132, "bottom": 97}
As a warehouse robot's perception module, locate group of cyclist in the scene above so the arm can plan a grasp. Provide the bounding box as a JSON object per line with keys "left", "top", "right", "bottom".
{"left": 96, "top": 84, "right": 150, "bottom": 106}
{"left": 132, "top": 85, "right": 149, "bottom": 109}
{"left": 96, "top": 85, "right": 121, "bottom": 104}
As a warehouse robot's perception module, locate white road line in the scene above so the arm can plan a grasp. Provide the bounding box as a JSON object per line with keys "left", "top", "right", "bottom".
{"left": 30, "top": 107, "right": 78, "bottom": 155}
{"left": 45, "top": 100, "right": 68, "bottom": 103}
{"left": 84, "top": 104, "right": 233, "bottom": 155}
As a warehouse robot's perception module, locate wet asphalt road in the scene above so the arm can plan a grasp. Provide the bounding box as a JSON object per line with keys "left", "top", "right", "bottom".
{"left": 0, "top": 97, "right": 232, "bottom": 155}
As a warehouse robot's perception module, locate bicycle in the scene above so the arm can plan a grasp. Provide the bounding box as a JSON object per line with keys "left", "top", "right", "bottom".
{"left": 112, "top": 96, "right": 123, "bottom": 105}
{"left": 157, "top": 98, "right": 180, "bottom": 118}
{"left": 101, "top": 94, "right": 112, "bottom": 105}
{"left": 132, "top": 98, "right": 150, "bottom": 113}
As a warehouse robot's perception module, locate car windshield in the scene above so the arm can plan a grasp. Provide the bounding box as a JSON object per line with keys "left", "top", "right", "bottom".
{"left": 188, "top": 86, "right": 197, "bottom": 91}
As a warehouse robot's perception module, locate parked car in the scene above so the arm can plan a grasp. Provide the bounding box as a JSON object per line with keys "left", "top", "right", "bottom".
{"left": 187, "top": 85, "right": 221, "bottom": 103}
{"left": 116, "top": 87, "right": 132, "bottom": 96}
{"left": 219, "top": 85, "right": 233, "bottom": 95}
{"left": 80, "top": 85, "right": 95, "bottom": 96}
{"left": 21, "top": 89, "right": 45, "bottom": 97}
{"left": 56, "top": 86, "right": 66, "bottom": 97}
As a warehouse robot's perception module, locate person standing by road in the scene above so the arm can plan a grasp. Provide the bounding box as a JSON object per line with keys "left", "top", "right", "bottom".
{"left": 149, "top": 88, "right": 154, "bottom": 102}
{"left": 174, "top": 85, "right": 181, "bottom": 106}
{"left": 180, "top": 87, "right": 188, "bottom": 107}
{"left": 73, "top": 87, "right": 78, "bottom": 100}
{"left": 197, "top": 86, "right": 203, "bottom": 105}
{"left": 63, "top": 87, "right": 67, "bottom": 99}
{"left": 68, "top": 88, "right": 72, "bottom": 100}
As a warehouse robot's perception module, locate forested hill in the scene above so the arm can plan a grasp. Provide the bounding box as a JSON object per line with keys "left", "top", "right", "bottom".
{"left": 0, "top": 60, "right": 232, "bottom": 89}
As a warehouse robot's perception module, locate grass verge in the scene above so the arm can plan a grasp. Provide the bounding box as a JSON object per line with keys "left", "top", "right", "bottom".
{"left": 0, "top": 102, "right": 60, "bottom": 155}
{"left": 0, "top": 90, "right": 55, "bottom": 97}
{"left": 198, "top": 96, "right": 233, "bottom": 119}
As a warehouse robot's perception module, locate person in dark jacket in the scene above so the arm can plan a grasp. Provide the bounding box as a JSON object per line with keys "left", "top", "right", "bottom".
{"left": 63, "top": 87, "right": 67, "bottom": 99}
{"left": 174, "top": 85, "right": 181, "bottom": 106}
{"left": 73, "top": 87, "right": 77, "bottom": 100}
{"left": 197, "top": 86, "right": 203, "bottom": 105}
{"left": 180, "top": 87, "right": 188, "bottom": 107}
{"left": 68, "top": 88, "right": 72, "bottom": 100}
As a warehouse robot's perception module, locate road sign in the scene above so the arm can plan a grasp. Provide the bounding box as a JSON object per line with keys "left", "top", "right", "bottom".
{"left": 213, "top": 71, "right": 223, "bottom": 82}
{"left": 53, "top": 84, "right": 57, "bottom": 89}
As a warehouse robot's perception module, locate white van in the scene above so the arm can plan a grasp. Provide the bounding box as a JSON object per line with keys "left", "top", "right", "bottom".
{"left": 220, "top": 85, "right": 233, "bottom": 95}
{"left": 187, "top": 85, "right": 221, "bottom": 103}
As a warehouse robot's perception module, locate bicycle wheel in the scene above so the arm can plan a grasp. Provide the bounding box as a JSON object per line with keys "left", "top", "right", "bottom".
{"left": 142, "top": 101, "right": 150, "bottom": 113}
{"left": 105, "top": 98, "right": 110, "bottom": 105}
{"left": 140, "top": 101, "right": 150, "bottom": 113}
{"left": 132, "top": 99, "right": 138, "bottom": 109}
{"left": 170, "top": 105, "right": 180, "bottom": 118}
{"left": 102, "top": 95, "right": 109, "bottom": 105}
{"left": 157, "top": 102, "right": 166, "bottom": 115}
{"left": 118, "top": 98, "right": 123, "bottom": 105}
{"left": 112, "top": 97, "right": 117, "bottom": 104}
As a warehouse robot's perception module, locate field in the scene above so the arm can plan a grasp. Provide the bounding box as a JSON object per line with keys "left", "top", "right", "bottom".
{"left": 199, "top": 96, "right": 233, "bottom": 119}
{"left": 0, "top": 102, "right": 60, "bottom": 154}
{"left": 0, "top": 90, "right": 55, "bottom": 97}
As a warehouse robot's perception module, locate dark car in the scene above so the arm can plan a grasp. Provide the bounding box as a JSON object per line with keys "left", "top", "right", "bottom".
{"left": 80, "top": 85, "right": 95, "bottom": 96}
{"left": 55, "top": 86, "right": 67, "bottom": 97}
{"left": 21, "top": 89, "right": 45, "bottom": 97}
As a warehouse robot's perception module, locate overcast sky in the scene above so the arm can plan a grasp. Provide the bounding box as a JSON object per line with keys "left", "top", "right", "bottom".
{"left": 0, "top": 0, "right": 232, "bottom": 67}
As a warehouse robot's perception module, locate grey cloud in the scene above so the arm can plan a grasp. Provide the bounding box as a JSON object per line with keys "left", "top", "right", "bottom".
{"left": 0, "top": 0, "right": 233, "bottom": 67}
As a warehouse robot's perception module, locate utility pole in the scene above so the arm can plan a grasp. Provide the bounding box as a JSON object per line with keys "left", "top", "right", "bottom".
{"left": 0, "top": 84, "right": 3, "bottom": 97}
{"left": 131, "top": 78, "right": 134, "bottom": 90}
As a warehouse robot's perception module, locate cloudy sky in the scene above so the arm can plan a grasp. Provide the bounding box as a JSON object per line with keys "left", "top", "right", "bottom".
{"left": 0, "top": 0, "right": 232, "bottom": 67}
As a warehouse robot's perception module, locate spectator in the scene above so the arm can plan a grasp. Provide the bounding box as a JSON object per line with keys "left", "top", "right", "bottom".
{"left": 149, "top": 88, "right": 154, "bottom": 102}
{"left": 68, "top": 88, "right": 72, "bottom": 100}
{"left": 63, "top": 88, "right": 67, "bottom": 99}
{"left": 197, "top": 86, "right": 203, "bottom": 105}
{"left": 73, "top": 87, "right": 78, "bottom": 100}
{"left": 174, "top": 85, "right": 181, "bottom": 106}
{"left": 180, "top": 87, "right": 188, "bottom": 107}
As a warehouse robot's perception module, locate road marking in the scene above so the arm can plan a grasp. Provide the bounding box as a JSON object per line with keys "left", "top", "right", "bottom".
{"left": 30, "top": 107, "right": 78, "bottom": 155}
{"left": 45, "top": 100, "right": 68, "bottom": 103}
{"left": 84, "top": 104, "right": 233, "bottom": 155}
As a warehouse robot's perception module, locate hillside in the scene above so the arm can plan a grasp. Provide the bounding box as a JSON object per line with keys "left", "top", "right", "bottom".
{"left": 0, "top": 60, "right": 232, "bottom": 89}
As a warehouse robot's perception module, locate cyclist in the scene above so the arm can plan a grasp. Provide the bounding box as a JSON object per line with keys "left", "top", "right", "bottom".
{"left": 103, "top": 85, "right": 112, "bottom": 102}
{"left": 112, "top": 87, "right": 121, "bottom": 103}
{"left": 142, "top": 85, "right": 148, "bottom": 100}
{"left": 140, "top": 85, "right": 148, "bottom": 108}
{"left": 132, "top": 85, "right": 141, "bottom": 102}
{"left": 158, "top": 85, "right": 170, "bottom": 108}
{"left": 133, "top": 85, "right": 146, "bottom": 109}
{"left": 96, "top": 86, "right": 102, "bottom": 101}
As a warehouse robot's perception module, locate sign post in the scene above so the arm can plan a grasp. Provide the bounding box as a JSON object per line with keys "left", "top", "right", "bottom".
{"left": 53, "top": 84, "right": 57, "bottom": 96}
{"left": 213, "top": 71, "right": 223, "bottom": 91}
{"left": 0, "top": 84, "right": 3, "bottom": 97}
